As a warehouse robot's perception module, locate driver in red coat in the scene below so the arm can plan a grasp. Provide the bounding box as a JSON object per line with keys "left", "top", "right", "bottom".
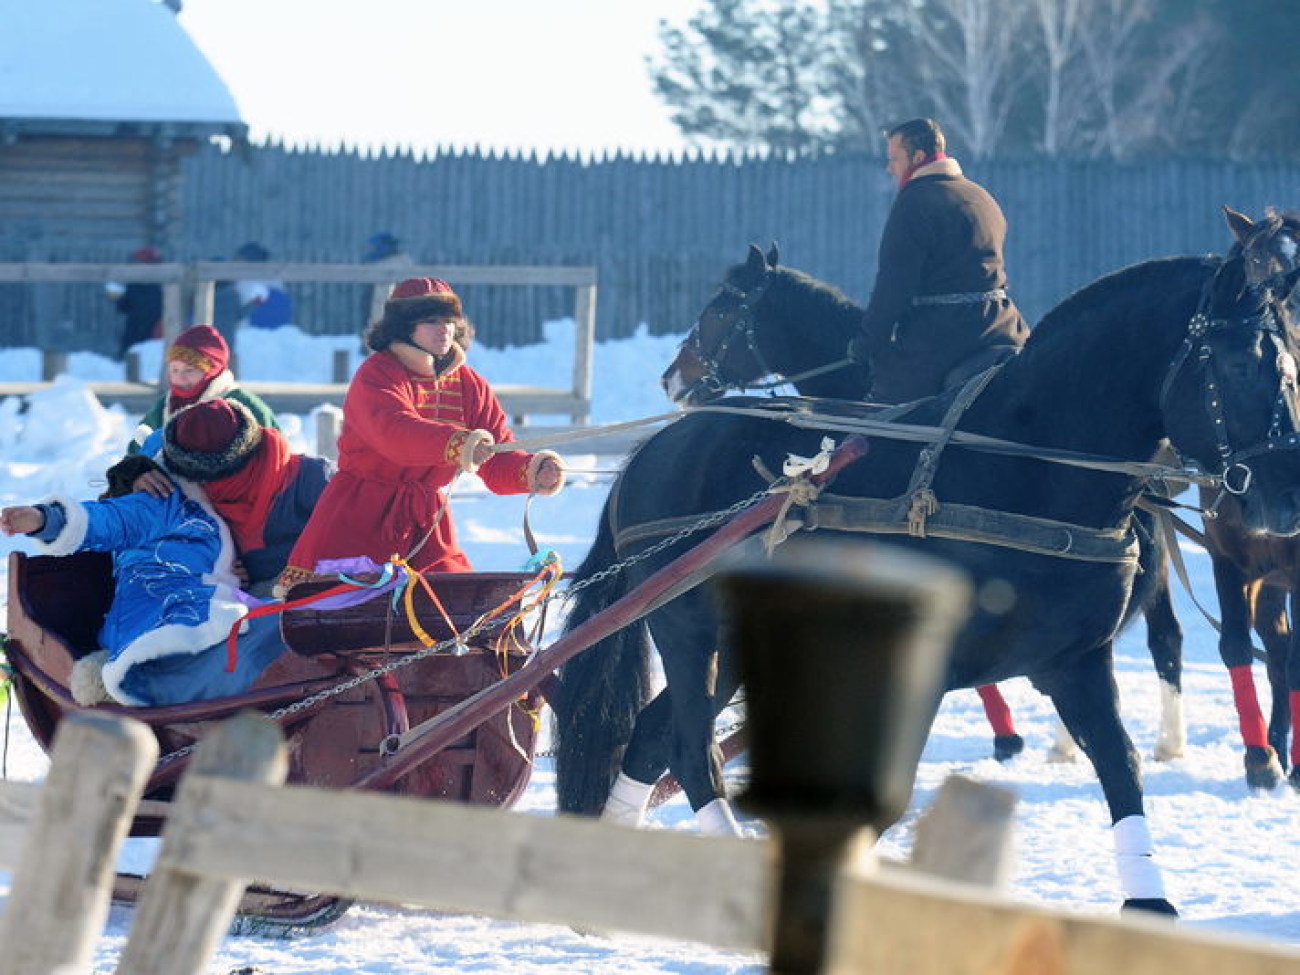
{"left": 276, "top": 277, "right": 565, "bottom": 595}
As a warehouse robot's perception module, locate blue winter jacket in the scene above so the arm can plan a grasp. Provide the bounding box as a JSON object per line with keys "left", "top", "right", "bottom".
{"left": 34, "top": 481, "right": 284, "bottom": 706}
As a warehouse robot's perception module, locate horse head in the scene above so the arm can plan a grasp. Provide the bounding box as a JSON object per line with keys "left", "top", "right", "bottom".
{"left": 660, "top": 243, "right": 780, "bottom": 406}
{"left": 1225, "top": 204, "right": 1300, "bottom": 336}
{"left": 660, "top": 244, "right": 869, "bottom": 406}
{"left": 1161, "top": 248, "right": 1300, "bottom": 535}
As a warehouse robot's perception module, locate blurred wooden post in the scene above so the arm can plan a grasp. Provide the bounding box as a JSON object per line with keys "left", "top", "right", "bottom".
{"left": 719, "top": 538, "right": 972, "bottom": 974}
{"left": 332, "top": 348, "right": 351, "bottom": 383}
{"left": 116, "top": 712, "right": 289, "bottom": 975}
{"left": 909, "top": 774, "right": 1016, "bottom": 887}
{"left": 125, "top": 350, "right": 142, "bottom": 383}
{"left": 191, "top": 277, "right": 215, "bottom": 327}
{"left": 315, "top": 404, "right": 343, "bottom": 460}
{"left": 39, "top": 349, "right": 66, "bottom": 380}
{"left": 571, "top": 279, "right": 596, "bottom": 425}
{"left": 0, "top": 713, "right": 157, "bottom": 975}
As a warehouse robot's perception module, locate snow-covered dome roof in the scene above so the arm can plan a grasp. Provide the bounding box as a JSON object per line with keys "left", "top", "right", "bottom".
{"left": 0, "top": 0, "right": 243, "bottom": 135}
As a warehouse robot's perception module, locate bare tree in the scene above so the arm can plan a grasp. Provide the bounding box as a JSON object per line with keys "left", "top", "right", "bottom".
{"left": 893, "top": 0, "right": 1025, "bottom": 159}
{"left": 1029, "top": 0, "right": 1089, "bottom": 156}
{"left": 1075, "top": 0, "right": 1216, "bottom": 159}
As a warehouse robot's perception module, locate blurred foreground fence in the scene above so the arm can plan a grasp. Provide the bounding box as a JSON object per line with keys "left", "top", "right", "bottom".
{"left": 4, "top": 712, "right": 1300, "bottom": 974}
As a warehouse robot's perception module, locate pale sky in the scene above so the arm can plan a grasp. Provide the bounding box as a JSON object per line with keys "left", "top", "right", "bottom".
{"left": 176, "top": 0, "right": 703, "bottom": 156}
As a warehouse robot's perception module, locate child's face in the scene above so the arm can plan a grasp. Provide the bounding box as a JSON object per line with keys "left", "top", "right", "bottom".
{"left": 168, "top": 360, "right": 206, "bottom": 390}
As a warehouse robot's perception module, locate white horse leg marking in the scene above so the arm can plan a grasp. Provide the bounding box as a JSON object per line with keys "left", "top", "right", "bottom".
{"left": 695, "top": 797, "right": 743, "bottom": 836}
{"left": 601, "top": 772, "right": 656, "bottom": 827}
{"left": 1046, "top": 715, "right": 1080, "bottom": 763}
{"left": 1113, "top": 815, "right": 1168, "bottom": 902}
{"left": 1152, "top": 680, "right": 1186, "bottom": 761}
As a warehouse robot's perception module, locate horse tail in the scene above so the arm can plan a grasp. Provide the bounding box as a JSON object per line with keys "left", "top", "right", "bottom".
{"left": 551, "top": 506, "right": 653, "bottom": 816}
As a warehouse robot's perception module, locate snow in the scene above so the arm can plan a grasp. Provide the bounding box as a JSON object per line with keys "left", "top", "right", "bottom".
{"left": 1, "top": 322, "right": 1299, "bottom": 972}
{"left": 0, "top": 0, "right": 241, "bottom": 126}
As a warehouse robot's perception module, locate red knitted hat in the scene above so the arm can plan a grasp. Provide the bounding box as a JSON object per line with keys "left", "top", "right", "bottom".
{"left": 388, "top": 277, "right": 463, "bottom": 318}
{"left": 172, "top": 399, "right": 242, "bottom": 453}
{"left": 167, "top": 324, "right": 230, "bottom": 378}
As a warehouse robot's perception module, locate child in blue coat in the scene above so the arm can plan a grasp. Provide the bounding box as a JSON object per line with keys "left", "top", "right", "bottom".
{"left": 0, "top": 455, "right": 288, "bottom": 707}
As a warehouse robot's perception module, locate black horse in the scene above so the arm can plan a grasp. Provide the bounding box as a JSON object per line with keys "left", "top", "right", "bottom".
{"left": 1201, "top": 206, "right": 1300, "bottom": 789}
{"left": 659, "top": 243, "right": 1186, "bottom": 766}
{"left": 552, "top": 247, "right": 1300, "bottom": 915}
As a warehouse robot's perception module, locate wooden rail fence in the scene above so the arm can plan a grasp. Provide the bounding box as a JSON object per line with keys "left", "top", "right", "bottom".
{"left": 5, "top": 711, "right": 1300, "bottom": 973}
{"left": 0, "top": 260, "right": 598, "bottom": 427}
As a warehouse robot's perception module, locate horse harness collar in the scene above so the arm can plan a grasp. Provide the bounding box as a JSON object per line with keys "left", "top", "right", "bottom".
{"left": 1158, "top": 270, "right": 1300, "bottom": 501}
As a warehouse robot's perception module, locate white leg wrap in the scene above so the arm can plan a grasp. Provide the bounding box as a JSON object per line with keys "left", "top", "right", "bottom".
{"left": 1153, "top": 681, "right": 1186, "bottom": 761}
{"left": 1113, "top": 815, "right": 1166, "bottom": 901}
{"left": 601, "top": 772, "right": 655, "bottom": 828}
{"left": 695, "top": 798, "right": 743, "bottom": 837}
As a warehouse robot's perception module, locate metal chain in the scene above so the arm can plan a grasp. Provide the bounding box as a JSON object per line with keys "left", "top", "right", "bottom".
{"left": 154, "top": 486, "right": 775, "bottom": 768}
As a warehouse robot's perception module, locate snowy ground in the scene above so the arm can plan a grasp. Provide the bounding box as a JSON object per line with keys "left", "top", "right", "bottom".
{"left": 0, "top": 322, "right": 1298, "bottom": 973}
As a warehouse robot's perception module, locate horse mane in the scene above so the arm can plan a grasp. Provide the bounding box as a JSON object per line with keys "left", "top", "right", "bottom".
{"left": 1029, "top": 256, "right": 1217, "bottom": 345}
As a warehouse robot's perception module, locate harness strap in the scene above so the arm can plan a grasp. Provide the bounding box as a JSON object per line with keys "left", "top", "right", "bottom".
{"left": 902, "top": 365, "right": 1003, "bottom": 536}
{"left": 804, "top": 494, "right": 1139, "bottom": 563}
{"left": 616, "top": 494, "right": 1138, "bottom": 564}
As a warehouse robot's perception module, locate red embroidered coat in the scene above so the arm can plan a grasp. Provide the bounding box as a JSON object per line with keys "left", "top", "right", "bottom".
{"left": 283, "top": 349, "right": 538, "bottom": 582}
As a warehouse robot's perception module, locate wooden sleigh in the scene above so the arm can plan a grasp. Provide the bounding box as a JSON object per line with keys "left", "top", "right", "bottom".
{"left": 3, "top": 549, "right": 552, "bottom": 933}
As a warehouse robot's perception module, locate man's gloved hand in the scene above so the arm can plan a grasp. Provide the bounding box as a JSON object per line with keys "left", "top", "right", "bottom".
{"left": 847, "top": 330, "right": 873, "bottom": 366}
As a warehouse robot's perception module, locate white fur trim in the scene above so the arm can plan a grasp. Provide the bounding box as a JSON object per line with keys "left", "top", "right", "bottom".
{"left": 1113, "top": 815, "right": 1166, "bottom": 901}
{"left": 459, "top": 429, "right": 495, "bottom": 473}
{"left": 100, "top": 606, "right": 246, "bottom": 706}
{"left": 70, "top": 650, "right": 114, "bottom": 705}
{"left": 696, "top": 798, "right": 743, "bottom": 837}
{"left": 526, "top": 450, "right": 565, "bottom": 497}
{"left": 601, "top": 772, "right": 655, "bottom": 827}
{"left": 34, "top": 495, "right": 88, "bottom": 556}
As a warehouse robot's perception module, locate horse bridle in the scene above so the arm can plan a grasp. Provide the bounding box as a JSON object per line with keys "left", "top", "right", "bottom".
{"left": 1159, "top": 271, "right": 1300, "bottom": 500}
{"left": 680, "top": 271, "right": 855, "bottom": 399}
{"left": 680, "top": 271, "right": 780, "bottom": 398}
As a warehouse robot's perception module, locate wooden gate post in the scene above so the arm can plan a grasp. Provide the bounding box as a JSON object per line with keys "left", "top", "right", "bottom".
{"left": 0, "top": 713, "right": 157, "bottom": 975}
{"left": 116, "top": 712, "right": 288, "bottom": 974}
{"left": 717, "top": 538, "right": 972, "bottom": 974}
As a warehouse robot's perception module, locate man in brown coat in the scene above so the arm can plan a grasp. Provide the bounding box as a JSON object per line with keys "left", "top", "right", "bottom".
{"left": 849, "top": 118, "right": 1029, "bottom": 403}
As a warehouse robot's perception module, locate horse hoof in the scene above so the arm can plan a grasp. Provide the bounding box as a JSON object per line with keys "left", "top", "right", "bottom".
{"left": 1152, "top": 739, "right": 1184, "bottom": 762}
{"left": 1244, "top": 745, "right": 1283, "bottom": 790}
{"left": 993, "top": 734, "right": 1024, "bottom": 762}
{"left": 1122, "top": 898, "right": 1178, "bottom": 918}
{"left": 1289, "top": 767, "right": 1300, "bottom": 793}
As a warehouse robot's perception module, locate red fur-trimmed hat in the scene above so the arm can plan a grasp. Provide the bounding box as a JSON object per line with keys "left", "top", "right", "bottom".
{"left": 387, "top": 277, "right": 463, "bottom": 319}
{"left": 167, "top": 324, "right": 229, "bottom": 379}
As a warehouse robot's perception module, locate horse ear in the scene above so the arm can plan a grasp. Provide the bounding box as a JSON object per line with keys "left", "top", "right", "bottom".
{"left": 1224, "top": 205, "right": 1255, "bottom": 244}
{"left": 766, "top": 242, "right": 780, "bottom": 269}
{"left": 746, "top": 243, "right": 766, "bottom": 274}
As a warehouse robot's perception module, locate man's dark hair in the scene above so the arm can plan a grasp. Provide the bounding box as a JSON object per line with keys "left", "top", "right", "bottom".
{"left": 886, "top": 118, "right": 945, "bottom": 158}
